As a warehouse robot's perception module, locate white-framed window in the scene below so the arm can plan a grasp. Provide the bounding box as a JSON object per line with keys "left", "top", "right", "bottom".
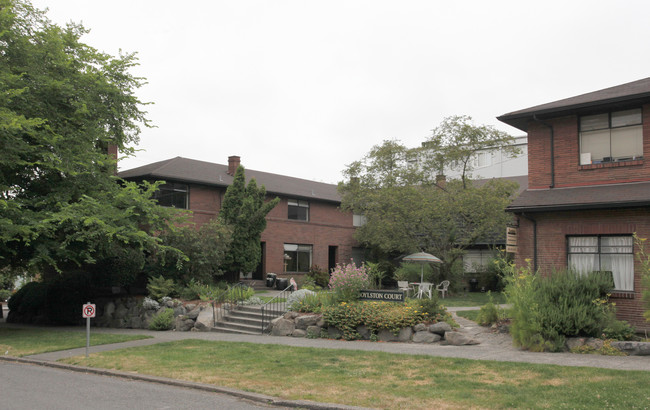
{"left": 579, "top": 108, "right": 643, "bottom": 165}
{"left": 353, "top": 214, "right": 367, "bottom": 227}
{"left": 153, "top": 183, "right": 188, "bottom": 209}
{"left": 567, "top": 235, "right": 634, "bottom": 291}
{"left": 288, "top": 199, "right": 309, "bottom": 221}
{"left": 463, "top": 249, "right": 493, "bottom": 273}
{"left": 284, "top": 244, "right": 312, "bottom": 272}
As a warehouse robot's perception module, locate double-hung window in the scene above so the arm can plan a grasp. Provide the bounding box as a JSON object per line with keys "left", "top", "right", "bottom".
{"left": 579, "top": 108, "right": 643, "bottom": 165}
{"left": 567, "top": 236, "right": 634, "bottom": 291}
{"left": 288, "top": 199, "right": 309, "bottom": 221}
{"left": 153, "top": 183, "right": 188, "bottom": 209}
{"left": 284, "top": 244, "right": 312, "bottom": 272}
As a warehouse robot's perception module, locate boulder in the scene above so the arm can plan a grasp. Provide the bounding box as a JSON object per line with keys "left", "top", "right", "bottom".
{"left": 193, "top": 321, "right": 207, "bottom": 331}
{"left": 327, "top": 327, "right": 343, "bottom": 339}
{"left": 413, "top": 323, "right": 427, "bottom": 332}
{"left": 397, "top": 327, "right": 413, "bottom": 342}
{"left": 195, "top": 306, "right": 214, "bottom": 328}
{"left": 429, "top": 322, "right": 452, "bottom": 335}
{"left": 377, "top": 329, "right": 398, "bottom": 342}
{"left": 444, "top": 331, "right": 480, "bottom": 345}
{"left": 610, "top": 341, "right": 650, "bottom": 356}
{"left": 175, "top": 316, "right": 195, "bottom": 332}
{"left": 412, "top": 331, "right": 442, "bottom": 343}
{"left": 356, "top": 325, "right": 371, "bottom": 340}
{"left": 270, "top": 318, "right": 295, "bottom": 336}
{"left": 292, "top": 329, "right": 307, "bottom": 338}
{"left": 103, "top": 301, "right": 116, "bottom": 318}
{"left": 306, "top": 326, "right": 322, "bottom": 338}
{"left": 284, "top": 311, "right": 300, "bottom": 320}
{"left": 187, "top": 306, "right": 201, "bottom": 320}
{"left": 295, "top": 314, "right": 320, "bottom": 329}
{"left": 114, "top": 304, "right": 128, "bottom": 320}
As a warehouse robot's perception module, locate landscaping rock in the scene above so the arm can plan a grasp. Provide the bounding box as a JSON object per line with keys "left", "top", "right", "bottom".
{"left": 187, "top": 306, "right": 201, "bottom": 320}
{"left": 103, "top": 301, "right": 116, "bottom": 318}
{"left": 356, "top": 325, "right": 371, "bottom": 340}
{"left": 565, "top": 337, "right": 587, "bottom": 350}
{"left": 377, "top": 329, "right": 398, "bottom": 342}
{"left": 271, "top": 318, "right": 295, "bottom": 336}
{"left": 193, "top": 321, "right": 206, "bottom": 331}
{"left": 413, "top": 323, "right": 427, "bottom": 332}
{"left": 397, "top": 327, "right": 413, "bottom": 342}
{"left": 292, "top": 329, "right": 307, "bottom": 338}
{"left": 444, "top": 331, "right": 480, "bottom": 346}
{"left": 610, "top": 341, "right": 650, "bottom": 356}
{"left": 412, "top": 331, "right": 441, "bottom": 343}
{"left": 585, "top": 338, "right": 604, "bottom": 350}
{"left": 316, "top": 317, "right": 326, "bottom": 327}
{"left": 175, "top": 316, "right": 194, "bottom": 332}
{"left": 295, "top": 314, "right": 320, "bottom": 329}
{"left": 306, "top": 326, "right": 321, "bottom": 338}
{"left": 195, "top": 306, "right": 214, "bottom": 328}
{"left": 284, "top": 311, "right": 300, "bottom": 320}
{"left": 114, "top": 304, "right": 128, "bottom": 320}
{"left": 327, "top": 327, "right": 343, "bottom": 339}
{"left": 429, "top": 322, "right": 452, "bottom": 335}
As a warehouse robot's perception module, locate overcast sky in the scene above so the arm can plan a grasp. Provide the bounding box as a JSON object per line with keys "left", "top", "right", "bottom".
{"left": 33, "top": 0, "right": 650, "bottom": 184}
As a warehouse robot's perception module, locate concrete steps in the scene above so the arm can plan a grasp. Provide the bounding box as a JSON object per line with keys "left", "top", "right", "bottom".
{"left": 211, "top": 305, "right": 283, "bottom": 335}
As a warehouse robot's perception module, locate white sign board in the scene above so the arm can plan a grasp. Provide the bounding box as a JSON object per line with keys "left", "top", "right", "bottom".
{"left": 82, "top": 303, "right": 96, "bottom": 318}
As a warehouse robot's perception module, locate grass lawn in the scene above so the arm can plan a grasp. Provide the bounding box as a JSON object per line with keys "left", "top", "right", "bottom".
{"left": 61, "top": 340, "right": 650, "bottom": 409}
{"left": 455, "top": 310, "right": 480, "bottom": 322}
{"left": 437, "top": 291, "right": 506, "bottom": 307}
{"left": 0, "top": 327, "right": 151, "bottom": 357}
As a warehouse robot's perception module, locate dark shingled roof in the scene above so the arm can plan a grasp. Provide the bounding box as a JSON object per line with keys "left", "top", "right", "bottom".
{"left": 498, "top": 77, "right": 650, "bottom": 131}
{"left": 507, "top": 181, "right": 650, "bottom": 213}
{"left": 118, "top": 157, "right": 341, "bottom": 203}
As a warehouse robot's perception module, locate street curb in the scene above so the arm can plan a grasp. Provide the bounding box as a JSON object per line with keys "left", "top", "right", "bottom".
{"left": 0, "top": 356, "right": 369, "bottom": 410}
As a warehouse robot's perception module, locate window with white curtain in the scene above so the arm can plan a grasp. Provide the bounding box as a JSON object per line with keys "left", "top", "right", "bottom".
{"left": 567, "top": 236, "right": 634, "bottom": 291}
{"left": 579, "top": 109, "right": 643, "bottom": 164}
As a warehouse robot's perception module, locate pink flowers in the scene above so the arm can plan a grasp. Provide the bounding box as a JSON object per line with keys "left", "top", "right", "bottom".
{"left": 329, "top": 260, "right": 370, "bottom": 301}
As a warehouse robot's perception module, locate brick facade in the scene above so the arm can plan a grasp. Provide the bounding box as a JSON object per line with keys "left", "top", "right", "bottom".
{"left": 180, "top": 182, "right": 356, "bottom": 281}
{"left": 514, "top": 209, "right": 650, "bottom": 331}
{"left": 500, "top": 79, "right": 650, "bottom": 332}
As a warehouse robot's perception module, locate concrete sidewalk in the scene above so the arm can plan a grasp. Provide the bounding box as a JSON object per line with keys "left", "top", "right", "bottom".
{"left": 2, "top": 315, "right": 647, "bottom": 371}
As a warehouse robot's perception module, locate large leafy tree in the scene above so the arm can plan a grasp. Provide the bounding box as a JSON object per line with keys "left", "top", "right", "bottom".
{"left": 339, "top": 117, "right": 519, "bottom": 278}
{"left": 0, "top": 0, "right": 177, "bottom": 280}
{"left": 220, "top": 165, "right": 279, "bottom": 276}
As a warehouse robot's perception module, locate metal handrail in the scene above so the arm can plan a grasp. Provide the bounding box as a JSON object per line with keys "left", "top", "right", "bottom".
{"left": 212, "top": 282, "right": 251, "bottom": 327}
{"left": 260, "top": 285, "right": 293, "bottom": 333}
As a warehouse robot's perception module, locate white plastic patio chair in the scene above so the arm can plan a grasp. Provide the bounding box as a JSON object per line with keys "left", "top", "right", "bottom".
{"left": 415, "top": 282, "right": 433, "bottom": 299}
{"left": 397, "top": 281, "right": 414, "bottom": 296}
{"left": 437, "top": 280, "right": 450, "bottom": 299}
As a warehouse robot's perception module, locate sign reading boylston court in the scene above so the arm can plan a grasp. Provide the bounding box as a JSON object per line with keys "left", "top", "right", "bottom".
{"left": 358, "top": 289, "right": 405, "bottom": 302}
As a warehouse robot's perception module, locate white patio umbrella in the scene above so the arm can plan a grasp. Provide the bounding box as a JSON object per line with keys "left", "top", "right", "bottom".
{"left": 403, "top": 252, "right": 442, "bottom": 283}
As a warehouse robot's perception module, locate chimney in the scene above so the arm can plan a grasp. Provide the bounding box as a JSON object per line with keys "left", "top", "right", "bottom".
{"left": 107, "top": 144, "right": 118, "bottom": 175}
{"left": 227, "top": 155, "right": 241, "bottom": 176}
{"left": 435, "top": 174, "right": 446, "bottom": 189}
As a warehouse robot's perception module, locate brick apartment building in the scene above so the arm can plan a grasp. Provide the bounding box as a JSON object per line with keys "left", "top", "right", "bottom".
{"left": 119, "top": 156, "right": 360, "bottom": 282}
{"left": 498, "top": 77, "right": 650, "bottom": 330}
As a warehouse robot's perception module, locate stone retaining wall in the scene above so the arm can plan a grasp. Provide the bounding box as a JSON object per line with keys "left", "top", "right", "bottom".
{"left": 267, "top": 311, "right": 481, "bottom": 346}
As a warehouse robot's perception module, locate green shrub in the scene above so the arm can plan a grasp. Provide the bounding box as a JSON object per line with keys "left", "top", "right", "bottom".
{"left": 475, "top": 292, "right": 503, "bottom": 326}
{"left": 322, "top": 300, "right": 442, "bottom": 340}
{"left": 147, "top": 275, "right": 178, "bottom": 301}
{"left": 290, "top": 291, "right": 336, "bottom": 313}
{"left": 504, "top": 261, "right": 620, "bottom": 352}
{"left": 7, "top": 281, "right": 47, "bottom": 315}
{"left": 365, "top": 261, "right": 387, "bottom": 289}
{"left": 394, "top": 263, "right": 433, "bottom": 283}
{"left": 149, "top": 308, "right": 175, "bottom": 330}
{"left": 405, "top": 296, "right": 453, "bottom": 325}
{"left": 329, "top": 262, "right": 370, "bottom": 302}
{"left": 307, "top": 265, "right": 330, "bottom": 288}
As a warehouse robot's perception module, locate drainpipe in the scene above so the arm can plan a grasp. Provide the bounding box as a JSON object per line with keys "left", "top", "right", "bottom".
{"left": 519, "top": 213, "right": 537, "bottom": 273}
{"left": 533, "top": 115, "right": 555, "bottom": 189}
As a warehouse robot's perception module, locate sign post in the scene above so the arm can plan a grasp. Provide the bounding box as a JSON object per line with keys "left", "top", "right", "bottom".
{"left": 82, "top": 302, "right": 96, "bottom": 358}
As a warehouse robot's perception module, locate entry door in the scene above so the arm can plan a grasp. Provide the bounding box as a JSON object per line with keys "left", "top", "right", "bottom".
{"left": 328, "top": 246, "right": 338, "bottom": 273}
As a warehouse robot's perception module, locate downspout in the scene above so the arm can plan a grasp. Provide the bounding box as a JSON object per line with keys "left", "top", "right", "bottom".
{"left": 533, "top": 115, "right": 555, "bottom": 189}
{"left": 520, "top": 213, "right": 537, "bottom": 273}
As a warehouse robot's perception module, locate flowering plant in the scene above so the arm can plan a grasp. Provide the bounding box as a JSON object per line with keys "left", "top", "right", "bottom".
{"left": 329, "top": 260, "right": 371, "bottom": 302}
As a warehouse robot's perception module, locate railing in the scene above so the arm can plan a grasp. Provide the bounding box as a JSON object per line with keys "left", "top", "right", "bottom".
{"left": 212, "top": 282, "right": 251, "bottom": 327}
{"left": 260, "top": 285, "right": 293, "bottom": 333}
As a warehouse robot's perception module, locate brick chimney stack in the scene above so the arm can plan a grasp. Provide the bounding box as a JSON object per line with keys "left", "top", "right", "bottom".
{"left": 227, "top": 156, "right": 241, "bottom": 176}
